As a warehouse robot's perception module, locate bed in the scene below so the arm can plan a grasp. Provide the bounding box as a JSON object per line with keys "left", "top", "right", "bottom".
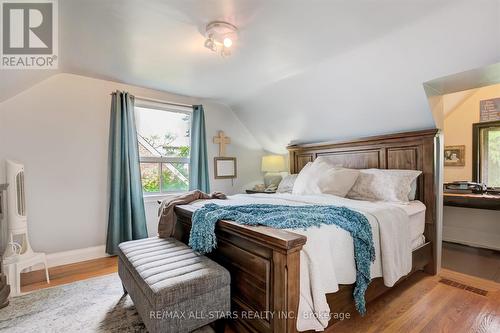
{"left": 173, "top": 129, "right": 439, "bottom": 333}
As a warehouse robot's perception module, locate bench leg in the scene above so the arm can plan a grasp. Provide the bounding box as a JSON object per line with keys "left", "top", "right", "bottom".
{"left": 122, "top": 283, "right": 128, "bottom": 295}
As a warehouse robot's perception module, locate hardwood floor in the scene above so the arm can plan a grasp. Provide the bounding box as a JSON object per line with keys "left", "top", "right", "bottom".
{"left": 20, "top": 256, "right": 118, "bottom": 293}
{"left": 442, "top": 241, "right": 500, "bottom": 283}
{"left": 20, "top": 257, "right": 500, "bottom": 333}
{"left": 332, "top": 269, "right": 499, "bottom": 333}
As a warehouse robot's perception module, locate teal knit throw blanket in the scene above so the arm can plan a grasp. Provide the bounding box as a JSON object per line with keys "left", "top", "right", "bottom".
{"left": 189, "top": 203, "right": 375, "bottom": 315}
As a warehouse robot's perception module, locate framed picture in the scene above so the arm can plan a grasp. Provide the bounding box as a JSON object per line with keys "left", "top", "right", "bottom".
{"left": 214, "top": 157, "right": 237, "bottom": 179}
{"left": 444, "top": 145, "right": 465, "bottom": 166}
{"left": 480, "top": 98, "right": 500, "bottom": 122}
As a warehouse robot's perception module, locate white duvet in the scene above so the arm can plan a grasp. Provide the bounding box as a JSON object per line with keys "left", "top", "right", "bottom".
{"left": 182, "top": 193, "right": 413, "bottom": 331}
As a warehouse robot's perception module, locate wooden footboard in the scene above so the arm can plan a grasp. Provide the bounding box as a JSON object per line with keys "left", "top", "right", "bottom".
{"left": 174, "top": 207, "right": 306, "bottom": 333}
{"left": 174, "top": 207, "right": 433, "bottom": 333}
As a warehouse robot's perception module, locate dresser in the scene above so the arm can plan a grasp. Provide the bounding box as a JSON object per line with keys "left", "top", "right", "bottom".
{"left": 443, "top": 191, "right": 500, "bottom": 251}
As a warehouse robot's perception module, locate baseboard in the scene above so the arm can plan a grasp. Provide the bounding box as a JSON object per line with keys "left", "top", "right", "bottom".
{"left": 46, "top": 245, "right": 108, "bottom": 268}
{"left": 443, "top": 226, "right": 500, "bottom": 251}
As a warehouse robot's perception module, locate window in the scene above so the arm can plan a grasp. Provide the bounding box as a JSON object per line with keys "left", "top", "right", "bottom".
{"left": 135, "top": 100, "right": 191, "bottom": 194}
{"left": 473, "top": 120, "right": 500, "bottom": 188}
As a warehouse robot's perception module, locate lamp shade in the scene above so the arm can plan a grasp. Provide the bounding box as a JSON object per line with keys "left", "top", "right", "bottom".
{"left": 261, "top": 155, "right": 285, "bottom": 172}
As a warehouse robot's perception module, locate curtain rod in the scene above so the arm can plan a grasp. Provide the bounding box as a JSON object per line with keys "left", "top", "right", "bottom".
{"left": 110, "top": 92, "right": 193, "bottom": 108}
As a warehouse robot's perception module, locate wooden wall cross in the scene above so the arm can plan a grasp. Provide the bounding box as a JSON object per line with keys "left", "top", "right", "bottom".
{"left": 213, "top": 131, "right": 231, "bottom": 156}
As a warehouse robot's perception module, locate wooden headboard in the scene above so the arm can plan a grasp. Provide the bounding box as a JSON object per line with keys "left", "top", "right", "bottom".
{"left": 287, "top": 128, "right": 439, "bottom": 273}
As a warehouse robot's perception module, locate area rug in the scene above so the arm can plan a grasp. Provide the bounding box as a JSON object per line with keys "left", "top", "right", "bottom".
{"left": 0, "top": 273, "right": 213, "bottom": 333}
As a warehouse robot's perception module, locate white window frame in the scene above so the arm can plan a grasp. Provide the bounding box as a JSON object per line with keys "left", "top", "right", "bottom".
{"left": 135, "top": 99, "right": 192, "bottom": 197}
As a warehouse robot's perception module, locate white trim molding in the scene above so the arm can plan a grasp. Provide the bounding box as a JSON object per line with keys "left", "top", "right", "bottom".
{"left": 46, "top": 245, "right": 108, "bottom": 268}
{"left": 443, "top": 226, "right": 500, "bottom": 252}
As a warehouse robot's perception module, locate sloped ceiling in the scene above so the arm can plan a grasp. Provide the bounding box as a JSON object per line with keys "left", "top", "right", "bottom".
{"left": 0, "top": 71, "right": 58, "bottom": 103}
{"left": 1, "top": 0, "right": 500, "bottom": 152}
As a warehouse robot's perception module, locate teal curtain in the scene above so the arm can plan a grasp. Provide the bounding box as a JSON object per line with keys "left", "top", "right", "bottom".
{"left": 106, "top": 91, "right": 148, "bottom": 255}
{"left": 189, "top": 105, "right": 210, "bottom": 192}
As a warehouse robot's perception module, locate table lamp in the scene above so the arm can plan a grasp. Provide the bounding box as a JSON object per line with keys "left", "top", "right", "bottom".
{"left": 261, "top": 155, "right": 286, "bottom": 187}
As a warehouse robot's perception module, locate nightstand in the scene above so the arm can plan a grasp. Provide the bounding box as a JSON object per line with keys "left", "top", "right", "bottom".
{"left": 246, "top": 190, "right": 276, "bottom": 194}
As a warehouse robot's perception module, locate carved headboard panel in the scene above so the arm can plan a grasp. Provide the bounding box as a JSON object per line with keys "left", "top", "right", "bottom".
{"left": 288, "top": 129, "right": 439, "bottom": 271}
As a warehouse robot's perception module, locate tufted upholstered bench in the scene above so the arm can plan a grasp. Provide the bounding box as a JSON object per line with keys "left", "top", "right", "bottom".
{"left": 117, "top": 237, "right": 231, "bottom": 333}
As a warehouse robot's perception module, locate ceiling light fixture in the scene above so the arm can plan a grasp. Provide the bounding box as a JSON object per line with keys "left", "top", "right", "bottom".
{"left": 204, "top": 21, "right": 238, "bottom": 57}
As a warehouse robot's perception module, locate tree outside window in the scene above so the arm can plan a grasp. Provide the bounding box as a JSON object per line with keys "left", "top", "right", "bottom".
{"left": 135, "top": 104, "right": 191, "bottom": 194}
{"left": 473, "top": 121, "right": 500, "bottom": 188}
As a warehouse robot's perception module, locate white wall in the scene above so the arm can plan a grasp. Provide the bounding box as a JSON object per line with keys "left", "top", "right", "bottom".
{"left": 232, "top": 0, "right": 500, "bottom": 153}
{"left": 443, "top": 206, "right": 500, "bottom": 251}
{"left": 0, "top": 73, "right": 263, "bottom": 255}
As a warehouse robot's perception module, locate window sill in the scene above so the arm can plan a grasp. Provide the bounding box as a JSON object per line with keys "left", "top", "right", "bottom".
{"left": 143, "top": 192, "right": 186, "bottom": 203}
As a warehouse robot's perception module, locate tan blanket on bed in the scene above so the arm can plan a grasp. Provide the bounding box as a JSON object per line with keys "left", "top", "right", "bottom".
{"left": 157, "top": 190, "right": 227, "bottom": 238}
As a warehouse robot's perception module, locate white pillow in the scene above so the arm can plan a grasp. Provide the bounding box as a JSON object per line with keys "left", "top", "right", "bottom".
{"left": 408, "top": 179, "right": 418, "bottom": 201}
{"left": 277, "top": 174, "right": 298, "bottom": 193}
{"left": 291, "top": 162, "right": 313, "bottom": 194}
{"left": 347, "top": 169, "right": 422, "bottom": 203}
{"left": 292, "top": 160, "right": 360, "bottom": 197}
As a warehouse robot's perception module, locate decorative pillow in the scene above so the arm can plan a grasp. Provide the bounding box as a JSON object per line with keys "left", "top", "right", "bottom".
{"left": 292, "top": 160, "right": 360, "bottom": 197}
{"left": 277, "top": 174, "right": 298, "bottom": 193}
{"left": 408, "top": 179, "right": 418, "bottom": 201}
{"left": 314, "top": 156, "right": 340, "bottom": 165}
{"left": 291, "top": 162, "right": 313, "bottom": 194}
{"left": 347, "top": 169, "right": 422, "bottom": 203}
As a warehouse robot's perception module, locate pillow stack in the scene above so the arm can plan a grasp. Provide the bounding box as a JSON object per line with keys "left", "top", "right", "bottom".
{"left": 289, "top": 157, "right": 421, "bottom": 203}
{"left": 292, "top": 159, "right": 360, "bottom": 197}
